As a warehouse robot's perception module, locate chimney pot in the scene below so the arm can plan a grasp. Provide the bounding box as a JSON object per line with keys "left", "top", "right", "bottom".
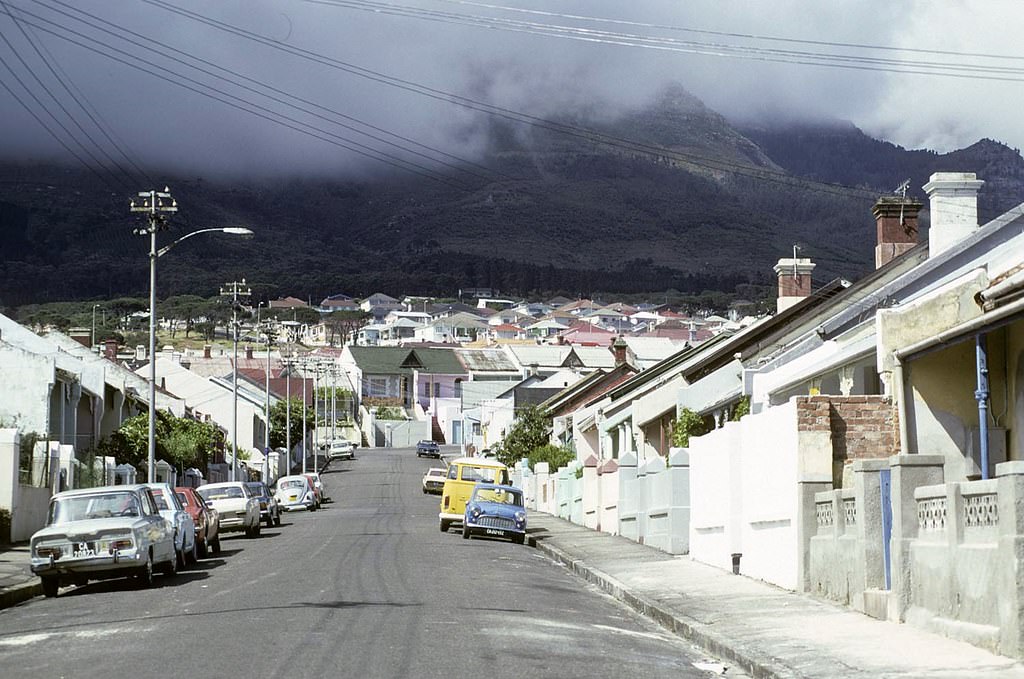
{"left": 245, "top": 346, "right": 253, "bottom": 360}
{"left": 203, "top": 344, "right": 211, "bottom": 359}
{"left": 873, "top": 196, "right": 921, "bottom": 268}
{"left": 611, "top": 336, "right": 628, "bottom": 365}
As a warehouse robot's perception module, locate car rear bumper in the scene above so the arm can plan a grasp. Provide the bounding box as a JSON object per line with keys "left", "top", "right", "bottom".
{"left": 31, "top": 549, "right": 146, "bottom": 576}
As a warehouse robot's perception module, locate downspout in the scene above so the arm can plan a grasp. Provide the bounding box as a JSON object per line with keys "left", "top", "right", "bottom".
{"left": 975, "top": 334, "right": 990, "bottom": 479}
{"left": 892, "top": 356, "right": 910, "bottom": 456}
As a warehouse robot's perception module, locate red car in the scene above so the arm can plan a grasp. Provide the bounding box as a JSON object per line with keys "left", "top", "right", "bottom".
{"left": 175, "top": 486, "right": 221, "bottom": 556}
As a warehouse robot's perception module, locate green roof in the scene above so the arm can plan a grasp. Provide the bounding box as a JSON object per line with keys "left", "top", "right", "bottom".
{"left": 347, "top": 346, "right": 466, "bottom": 375}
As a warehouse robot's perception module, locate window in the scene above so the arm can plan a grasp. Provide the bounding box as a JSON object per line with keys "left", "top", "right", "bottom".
{"left": 367, "top": 377, "right": 388, "bottom": 397}
{"left": 454, "top": 379, "right": 463, "bottom": 398}
{"left": 434, "top": 382, "right": 441, "bottom": 397}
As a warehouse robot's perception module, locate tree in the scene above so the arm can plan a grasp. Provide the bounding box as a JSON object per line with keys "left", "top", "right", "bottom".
{"left": 96, "top": 411, "right": 223, "bottom": 475}
{"left": 324, "top": 310, "right": 370, "bottom": 346}
{"left": 493, "top": 405, "right": 552, "bottom": 467}
{"left": 269, "top": 397, "right": 310, "bottom": 449}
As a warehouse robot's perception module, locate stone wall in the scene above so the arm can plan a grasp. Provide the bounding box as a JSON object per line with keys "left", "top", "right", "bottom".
{"left": 797, "top": 395, "right": 898, "bottom": 485}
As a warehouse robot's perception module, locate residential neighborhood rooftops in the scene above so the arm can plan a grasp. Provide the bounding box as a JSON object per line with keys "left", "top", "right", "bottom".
{"left": 345, "top": 346, "right": 466, "bottom": 375}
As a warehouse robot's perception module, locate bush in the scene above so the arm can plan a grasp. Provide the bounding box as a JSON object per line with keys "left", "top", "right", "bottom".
{"left": 527, "top": 444, "right": 575, "bottom": 472}
{"left": 671, "top": 408, "right": 710, "bottom": 448}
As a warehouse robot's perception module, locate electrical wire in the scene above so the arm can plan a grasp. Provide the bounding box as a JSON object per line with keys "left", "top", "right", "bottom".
{"left": 2, "top": 4, "right": 475, "bottom": 189}
{"left": 307, "top": 0, "right": 1024, "bottom": 81}
{"left": 25, "top": 0, "right": 504, "bottom": 184}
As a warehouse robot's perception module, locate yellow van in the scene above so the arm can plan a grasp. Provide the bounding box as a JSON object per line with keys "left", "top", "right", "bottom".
{"left": 439, "top": 457, "right": 510, "bottom": 532}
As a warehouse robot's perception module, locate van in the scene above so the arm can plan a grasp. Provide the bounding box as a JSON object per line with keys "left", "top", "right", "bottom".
{"left": 438, "top": 457, "right": 510, "bottom": 532}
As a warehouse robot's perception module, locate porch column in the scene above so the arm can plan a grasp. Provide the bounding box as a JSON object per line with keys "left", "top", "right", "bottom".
{"left": 888, "top": 454, "right": 945, "bottom": 622}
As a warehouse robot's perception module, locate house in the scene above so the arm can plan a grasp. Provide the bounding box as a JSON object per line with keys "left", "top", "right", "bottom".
{"left": 488, "top": 323, "right": 528, "bottom": 341}
{"left": 414, "top": 312, "right": 488, "bottom": 344}
{"left": 269, "top": 296, "right": 308, "bottom": 309}
{"left": 360, "top": 292, "right": 401, "bottom": 313}
{"left": 319, "top": 293, "right": 359, "bottom": 313}
{"left": 456, "top": 347, "right": 522, "bottom": 381}
{"left": 339, "top": 346, "right": 468, "bottom": 442}
{"left": 504, "top": 344, "right": 616, "bottom": 377}
{"left": 558, "top": 323, "right": 616, "bottom": 347}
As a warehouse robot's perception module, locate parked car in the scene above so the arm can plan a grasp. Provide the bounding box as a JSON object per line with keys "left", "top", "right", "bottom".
{"left": 275, "top": 475, "right": 318, "bottom": 512}
{"left": 245, "top": 481, "right": 282, "bottom": 527}
{"left": 175, "top": 486, "right": 221, "bottom": 556}
{"left": 416, "top": 440, "right": 441, "bottom": 458}
{"left": 328, "top": 439, "right": 356, "bottom": 461}
{"left": 462, "top": 483, "right": 527, "bottom": 544}
{"left": 30, "top": 485, "right": 177, "bottom": 597}
{"left": 439, "top": 457, "right": 510, "bottom": 533}
{"left": 422, "top": 468, "right": 446, "bottom": 495}
{"left": 144, "top": 482, "right": 197, "bottom": 568}
{"left": 196, "top": 482, "right": 261, "bottom": 538}
{"left": 304, "top": 472, "right": 327, "bottom": 504}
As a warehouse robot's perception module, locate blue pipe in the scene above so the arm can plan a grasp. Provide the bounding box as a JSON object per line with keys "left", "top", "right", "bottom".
{"left": 975, "top": 334, "right": 990, "bottom": 479}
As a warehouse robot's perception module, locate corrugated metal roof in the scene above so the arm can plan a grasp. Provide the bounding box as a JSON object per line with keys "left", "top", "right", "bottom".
{"left": 457, "top": 348, "right": 519, "bottom": 372}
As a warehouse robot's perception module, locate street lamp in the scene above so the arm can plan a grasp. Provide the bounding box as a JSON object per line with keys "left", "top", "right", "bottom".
{"left": 91, "top": 304, "right": 101, "bottom": 351}
{"left": 132, "top": 187, "right": 253, "bottom": 484}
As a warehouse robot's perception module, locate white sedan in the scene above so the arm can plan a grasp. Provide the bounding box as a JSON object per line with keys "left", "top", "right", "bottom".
{"left": 144, "top": 482, "right": 197, "bottom": 567}
{"left": 196, "top": 482, "right": 261, "bottom": 538}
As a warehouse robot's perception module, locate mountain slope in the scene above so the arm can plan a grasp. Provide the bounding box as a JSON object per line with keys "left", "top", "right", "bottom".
{"left": 1, "top": 86, "right": 1023, "bottom": 308}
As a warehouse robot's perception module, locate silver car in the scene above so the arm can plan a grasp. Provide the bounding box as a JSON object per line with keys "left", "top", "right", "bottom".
{"left": 144, "top": 483, "right": 198, "bottom": 568}
{"left": 30, "top": 485, "right": 177, "bottom": 597}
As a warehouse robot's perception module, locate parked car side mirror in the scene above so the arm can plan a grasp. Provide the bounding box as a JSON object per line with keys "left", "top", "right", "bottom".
{"left": 205, "top": 501, "right": 214, "bottom": 509}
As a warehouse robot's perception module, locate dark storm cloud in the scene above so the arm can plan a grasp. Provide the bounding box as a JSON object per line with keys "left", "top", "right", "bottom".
{"left": 0, "top": 0, "right": 1018, "bottom": 179}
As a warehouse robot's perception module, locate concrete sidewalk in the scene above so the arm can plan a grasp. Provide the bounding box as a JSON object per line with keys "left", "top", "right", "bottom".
{"left": 526, "top": 512, "right": 1024, "bottom": 678}
{"left": 0, "top": 544, "right": 40, "bottom": 609}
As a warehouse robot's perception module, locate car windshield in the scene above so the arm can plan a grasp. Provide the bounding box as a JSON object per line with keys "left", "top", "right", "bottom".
{"left": 175, "top": 492, "right": 191, "bottom": 507}
{"left": 472, "top": 488, "right": 523, "bottom": 506}
{"left": 246, "top": 484, "right": 266, "bottom": 496}
{"left": 50, "top": 492, "right": 141, "bottom": 523}
{"left": 460, "top": 466, "right": 506, "bottom": 484}
{"left": 197, "top": 486, "right": 243, "bottom": 501}
{"left": 279, "top": 479, "right": 304, "bottom": 490}
{"left": 150, "top": 489, "right": 170, "bottom": 510}
{"left": 427, "top": 470, "right": 445, "bottom": 478}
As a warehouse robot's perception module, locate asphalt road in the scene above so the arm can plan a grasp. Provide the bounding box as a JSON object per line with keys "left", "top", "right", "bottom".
{"left": 0, "top": 448, "right": 728, "bottom": 678}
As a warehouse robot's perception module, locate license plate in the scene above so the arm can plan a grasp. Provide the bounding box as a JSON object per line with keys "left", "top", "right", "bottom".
{"left": 289, "top": 495, "right": 297, "bottom": 501}
{"left": 485, "top": 529, "right": 506, "bottom": 537}
{"left": 73, "top": 542, "right": 96, "bottom": 557}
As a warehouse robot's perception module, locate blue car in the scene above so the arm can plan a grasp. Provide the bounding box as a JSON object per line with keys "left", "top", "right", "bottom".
{"left": 462, "top": 483, "right": 527, "bottom": 544}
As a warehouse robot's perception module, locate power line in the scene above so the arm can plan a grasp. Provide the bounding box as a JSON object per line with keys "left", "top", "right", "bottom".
{"left": 307, "top": 0, "right": 1024, "bottom": 81}
{"left": 3, "top": 3, "right": 475, "bottom": 189}
{"left": 29, "top": 0, "right": 508, "bottom": 184}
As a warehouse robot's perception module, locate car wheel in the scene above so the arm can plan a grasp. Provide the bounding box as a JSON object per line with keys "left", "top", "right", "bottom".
{"left": 164, "top": 549, "right": 180, "bottom": 577}
{"left": 273, "top": 512, "right": 281, "bottom": 527}
{"left": 210, "top": 536, "right": 221, "bottom": 554}
{"left": 136, "top": 549, "right": 155, "bottom": 587}
{"left": 264, "top": 515, "right": 274, "bottom": 528}
{"left": 185, "top": 539, "right": 198, "bottom": 566}
{"left": 439, "top": 519, "right": 451, "bottom": 533}
{"left": 462, "top": 526, "right": 470, "bottom": 540}
{"left": 41, "top": 576, "right": 59, "bottom": 598}
{"left": 197, "top": 538, "right": 208, "bottom": 558}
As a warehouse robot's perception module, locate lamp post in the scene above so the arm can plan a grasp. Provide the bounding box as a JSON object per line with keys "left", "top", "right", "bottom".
{"left": 263, "top": 322, "right": 274, "bottom": 483}
{"left": 285, "top": 350, "right": 292, "bottom": 476}
{"left": 132, "top": 187, "right": 253, "bottom": 483}
{"left": 221, "top": 280, "right": 251, "bottom": 482}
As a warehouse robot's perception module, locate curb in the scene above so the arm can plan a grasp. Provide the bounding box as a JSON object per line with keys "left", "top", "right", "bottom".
{"left": 527, "top": 534, "right": 795, "bottom": 679}
{"left": 0, "top": 580, "right": 41, "bottom": 610}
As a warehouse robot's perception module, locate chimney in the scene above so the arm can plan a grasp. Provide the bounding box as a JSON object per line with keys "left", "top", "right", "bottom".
{"left": 923, "top": 172, "right": 984, "bottom": 257}
{"left": 245, "top": 345, "right": 253, "bottom": 360}
{"left": 135, "top": 344, "right": 146, "bottom": 361}
{"left": 203, "top": 344, "right": 211, "bottom": 359}
{"left": 873, "top": 196, "right": 921, "bottom": 268}
{"left": 611, "top": 336, "right": 628, "bottom": 365}
{"left": 69, "top": 328, "right": 91, "bottom": 348}
{"left": 103, "top": 339, "right": 118, "bottom": 361}
{"left": 773, "top": 257, "right": 815, "bottom": 313}
{"left": 688, "top": 321, "right": 697, "bottom": 343}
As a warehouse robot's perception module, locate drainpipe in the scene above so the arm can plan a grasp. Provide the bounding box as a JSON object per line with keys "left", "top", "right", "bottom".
{"left": 892, "top": 356, "right": 910, "bottom": 456}
{"left": 975, "top": 333, "right": 990, "bottom": 479}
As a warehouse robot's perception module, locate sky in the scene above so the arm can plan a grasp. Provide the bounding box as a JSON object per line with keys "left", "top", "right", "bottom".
{"left": 1, "top": 0, "right": 1022, "bottom": 181}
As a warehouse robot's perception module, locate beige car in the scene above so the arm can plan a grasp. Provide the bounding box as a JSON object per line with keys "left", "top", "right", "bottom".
{"left": 422, "top": 468, "right": 446, "bottom": 495}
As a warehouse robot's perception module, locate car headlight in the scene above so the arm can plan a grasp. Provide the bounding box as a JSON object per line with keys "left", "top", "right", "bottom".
{"left": 514, "top": 511, "right": 526, "bottom": 523}
{"left": 470, "top": 506, "right": 481, "bottom": 518}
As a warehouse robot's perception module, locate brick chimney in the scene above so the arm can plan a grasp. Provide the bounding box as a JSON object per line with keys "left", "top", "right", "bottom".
{"left": 923, "top": 172, "right": 984, "bottom": 257}
{"left": 611, "top": 336, "right": 628, "bottom": 365}
{"left": 103, "top": 339, "right": 118, "bottom": 360}
{"left": 245, "top": 345, "right": 253, "bottom": 360}
{"left": 203, "top": 344, "right": 212, "bottom": 359}
{"left": 873, "top": 196, "right": 921, "bottom": 268}
{"left": 773, "top": 257, "right": 815, "bottom": 313}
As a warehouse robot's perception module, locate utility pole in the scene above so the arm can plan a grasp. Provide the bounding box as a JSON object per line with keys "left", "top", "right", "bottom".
{"left": 220, "top": 279, "right": 250, "bottom": 482}
{"left": 301, "top": 357, "right": 308, "bottom": 474}
{"left": 331, "top": 363, "right": 337, "bottom": 442}
{"left": 131, "top": 187, "right": 177, "bottom": 484}
{"left": 285, "top": 350, "right": 292, "bottom": 476}
{"left": 263, "top": 321, "right": 275, "bottom": 483}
